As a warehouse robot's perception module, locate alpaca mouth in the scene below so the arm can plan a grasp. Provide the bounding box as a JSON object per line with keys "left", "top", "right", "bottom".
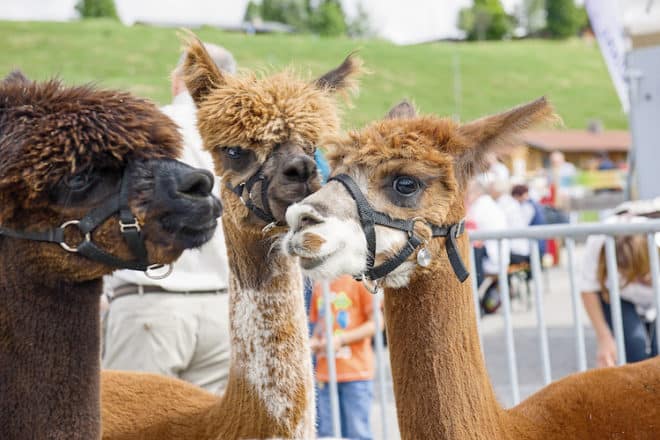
{"left": 299, "top": 254, "right": 331, "bottom": 270}
{"left": 176, "top": 220, "right": 218, "bottom": 248}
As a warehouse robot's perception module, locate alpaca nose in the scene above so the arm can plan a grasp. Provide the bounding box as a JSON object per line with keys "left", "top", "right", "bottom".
{"left": 176, "top": 168, "right": 214, "bottom": 198}
{"left": 282, "top": 155, "right": 316, "bottom": 183}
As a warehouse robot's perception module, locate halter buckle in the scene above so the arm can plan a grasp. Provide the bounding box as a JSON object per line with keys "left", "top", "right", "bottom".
{"left": 59, "top": 220, "right": 91, "bottom": 253}
{"left": 119, "top": 219, "right": 141, "bottom": 233}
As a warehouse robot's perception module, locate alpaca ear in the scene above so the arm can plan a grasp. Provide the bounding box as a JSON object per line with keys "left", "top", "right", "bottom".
{"left": 314, "top": 53, "right": 363, "bottom": 96}
{"left": 179, "top": 31, "right": 226, "bottom": 107}
{"left": 454, "top": 97, "right": 556, "bottom": 186}
{"left": 2, "top": 70, "right": 29, "bottom": 86}
{"left": 384, "top": 100, "right": 417, "bottom": 120}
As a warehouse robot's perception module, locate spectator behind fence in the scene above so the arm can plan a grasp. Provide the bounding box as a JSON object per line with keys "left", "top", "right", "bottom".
{"left": 102, "top": 43, "right": 236, "bottom": 394}
{"left": 309, "top": 275, "right": 383, "bottom": 440}
{"left": 489, "top": 178, "right": 530, "bottom": 265}
{"left": 465, "top": 179, "right": 509, "bottom": 314}
{"left": 512, "top": 184, "right": 547, "bottom": 256}
{"left": 580, "top": 201, "right": 659, "bottom": 368}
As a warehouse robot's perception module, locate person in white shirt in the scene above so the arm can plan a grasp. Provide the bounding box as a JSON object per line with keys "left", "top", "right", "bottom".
{"left": 465, "top": 179, "right": 509, "bottom": 314}
{"left": 102, "top": 43, "right": 236, "bottom": 394}
{"left": 580, "top": 200, "right": 659, "bottom": 368}
{"left": 489, "top": 178, "right": 530, "bottom": 262}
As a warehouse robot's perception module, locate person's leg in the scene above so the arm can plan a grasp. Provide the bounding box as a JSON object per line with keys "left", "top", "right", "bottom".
{"left": 180, "top": 293, "right": 231, "bottom": 394}
{"left": 509, "top": 253, "right": 529, "bottom": 266}
{"left": 102, "top": 294, "right": 197, "bottom": 376}
{"left": 599, "top": 297, "right": 653, "bottom": 362}
{"left": 315, "top": 381, "right": 334, "bottom": 438}
{"left": 472, "top": 246, "right": 487, "bottom": 287}
{"left": 337, "top": 380, "right": 373, "bottom": 440}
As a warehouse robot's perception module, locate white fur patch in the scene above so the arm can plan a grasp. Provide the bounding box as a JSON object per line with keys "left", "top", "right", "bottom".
{"left": 283, "top": 206, "right": 367, "bottom": 280}
{"left": 373, "top": 225, "right": 416, "bottom": 287}
{"left": 284, "top": 202, "right": 419, "bottom": 287}
{"left": 230, "top": 273, "right": 315, "bottom": 435}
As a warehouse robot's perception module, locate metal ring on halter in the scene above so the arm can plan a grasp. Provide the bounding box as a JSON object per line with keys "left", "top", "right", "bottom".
{"left": 59, "top": 220, "right": 91, "bottom": 253}
{"left": 145, "top": 263, "right": 174, "bottom": 280}
{"left": 262, "top": 221, "right": 278, "bottom": 233}
{"left": 408, "top": 217, "right": 428, "bottom": 238}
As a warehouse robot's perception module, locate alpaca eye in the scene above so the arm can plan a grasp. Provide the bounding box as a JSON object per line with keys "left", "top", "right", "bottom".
{"left": 225, "top": 147, "right": 243, "bottom": 159}
{"left": 393, "top": 176, "right": 420, "bottom": 196}
{"left": 63, "top": 170, "right": 96, "bottom": 191}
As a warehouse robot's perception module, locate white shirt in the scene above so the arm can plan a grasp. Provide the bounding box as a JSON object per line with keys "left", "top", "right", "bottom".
{"left": 468, "top": 194, "right": 510, "bottom": 275}
{"left": 489, "top": 161, "right": 510, "bottom": 182}
{"left": 497, "top": 194, "right": 530, "bottom": 257}
{"left": 579, "top": 215, "right": 656, "bottom": 319}
{"left": 104, "top": 92, "right": 229, "bottom": 292}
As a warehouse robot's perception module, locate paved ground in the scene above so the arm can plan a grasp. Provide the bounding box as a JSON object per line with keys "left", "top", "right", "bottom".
{"left": 366, "top": 246, "right": 600, "bottom": 440}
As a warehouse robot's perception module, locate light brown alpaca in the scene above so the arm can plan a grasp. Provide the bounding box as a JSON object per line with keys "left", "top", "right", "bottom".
{"left": 101, "top": 35, "right": 361, "bottom": 440}
{"left": 0, "top": 71, "right": 221, "bottom": 440}
{"left": 283, "top": 98, "right": 660, "bottom": 439}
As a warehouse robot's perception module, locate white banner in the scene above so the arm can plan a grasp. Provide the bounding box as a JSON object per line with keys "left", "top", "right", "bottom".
{"left": 585, "top": 0, "right": 629, "bottom": 113}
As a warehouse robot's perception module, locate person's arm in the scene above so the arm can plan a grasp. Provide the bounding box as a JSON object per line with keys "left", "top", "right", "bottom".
{"left": 579, "top": 234, "right": 618, "bottom": 367}
{"left": 335, "top": 319, "right": 378, "bottom": 348}
{"left": 334, "top": 282, "right": 384, "bottom": 349}
{"left": 581, "top": 290, "right": 617, "bottom": 367}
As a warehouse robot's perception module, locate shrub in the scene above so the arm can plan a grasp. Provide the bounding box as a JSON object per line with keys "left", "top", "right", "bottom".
{"left": 545, "top": 0, "right": 586, "bottom": 38}
{"left": 245, "top": 0, "right": 261, "bottom": 21}
{"left": 459, "top": 0, "right": 512, "bottom": 41}
{"left": 260, "top": 0, "right": 310, "bottom": 31}
{"left": 309, "top": 1, "right": 347, "bottom": 37}
{"left": 76, "top": 0, "right": 117, "bottom": 19}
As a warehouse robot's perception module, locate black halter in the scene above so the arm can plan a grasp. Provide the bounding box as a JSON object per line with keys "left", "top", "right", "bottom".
{"left": 328, "top": 173, "right": 470, "bottom": 283}
{"left": 226, "top": 159, "right": 276, "bottom": 225}
{"left": 0, "top": 167, "right": 167, "bottom": 274}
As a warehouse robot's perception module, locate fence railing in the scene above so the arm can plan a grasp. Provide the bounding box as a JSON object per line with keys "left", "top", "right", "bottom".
{"left": 320, "top": 219, "right": 660, "bottom": 438}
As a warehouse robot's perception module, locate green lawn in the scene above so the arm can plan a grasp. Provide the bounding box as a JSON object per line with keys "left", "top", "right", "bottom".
{"left": 0, "top": 19, "right": 627, "bottom": 130}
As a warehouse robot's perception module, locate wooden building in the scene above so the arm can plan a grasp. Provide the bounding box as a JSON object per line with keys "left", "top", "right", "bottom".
{"left": 506, "top": 130, "right": 631, "bottom": 176}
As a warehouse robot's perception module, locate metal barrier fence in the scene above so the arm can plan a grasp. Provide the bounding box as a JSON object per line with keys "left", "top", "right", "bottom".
{"left": 319, "top": 219, "right": 660, "bottom": 438}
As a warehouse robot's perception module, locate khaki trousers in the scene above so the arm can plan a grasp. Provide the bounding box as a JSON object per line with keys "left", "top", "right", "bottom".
{"left": 102, "top": 292, "right": 230, "bottom": 394}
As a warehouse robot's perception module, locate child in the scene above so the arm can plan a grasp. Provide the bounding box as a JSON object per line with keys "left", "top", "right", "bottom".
{"left": 309, "top": 275, "right": 382, "bottom": 440}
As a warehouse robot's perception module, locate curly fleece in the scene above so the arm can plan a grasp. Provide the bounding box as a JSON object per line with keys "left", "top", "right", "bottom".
{"left": 0, "top": 74, "right": 182, "bottom": 212}
{"left": 181, "top": 34, "right": 361, "bottom": 159}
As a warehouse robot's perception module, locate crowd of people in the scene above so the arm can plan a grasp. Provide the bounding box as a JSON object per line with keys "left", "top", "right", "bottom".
{"left": 465, "top": 155, "right": 549, "bottom": 314}
{"left": 99, "top": 41, "right": 656, "bottom": 440}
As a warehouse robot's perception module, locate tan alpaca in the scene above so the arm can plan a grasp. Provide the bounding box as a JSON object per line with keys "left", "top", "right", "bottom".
{"left": 283, "top": 98, "right": 660, "bottom": 439}
{"left": 101, "top": 35, "right": 362, "bottom": 440}
{"left": 0, "top": 71, "right": 220, "bottom": 440}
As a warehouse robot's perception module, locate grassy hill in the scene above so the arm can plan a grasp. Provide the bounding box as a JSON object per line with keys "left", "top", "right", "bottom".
{"left": 0, "top": 19, "right": 627, "bottom": 130}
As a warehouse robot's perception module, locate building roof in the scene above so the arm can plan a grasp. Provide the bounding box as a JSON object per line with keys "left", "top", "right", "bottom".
{"left": 521, "top": 130, "right": 631, "bottom": 153}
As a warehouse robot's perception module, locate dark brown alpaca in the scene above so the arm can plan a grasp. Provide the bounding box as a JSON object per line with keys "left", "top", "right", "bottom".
{"left": 283, "top": 98, "right": 660, "bottom": 439}
{"left": 0, "top": 71, "right": 221, "bottom": 440}
{"left": 101, "top": 35, "right": 361, "bottom": 439}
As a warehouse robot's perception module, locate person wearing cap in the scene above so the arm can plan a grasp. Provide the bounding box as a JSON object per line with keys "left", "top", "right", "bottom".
{"left": 102, "top": 43, "right": 236, "bottom": 394}
{"left": 580, "top": 199, "right": 659, "bottom": 368}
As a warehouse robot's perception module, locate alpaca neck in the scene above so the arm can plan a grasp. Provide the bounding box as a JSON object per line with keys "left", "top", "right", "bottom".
{"left": 384, "top": 235, "right": 505, "bottom": 440}
{"left": 0, "top": 239, "right": 101, "bottom": 440}
{"left": 216, "top": 218, "right": 314, "bottom": 438}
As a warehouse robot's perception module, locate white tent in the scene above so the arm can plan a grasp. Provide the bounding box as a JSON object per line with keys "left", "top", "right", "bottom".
{"left": 0, "top": 0, "right": 249, "bottom": 29}
{"left": 113, "top": 0, "right": 249, "bottom": 28}
{"left": 0, "top": 0, "right": 78, "bottom": 21}
{"left": 340, "top": 0, "right": 522, "bottom": 45}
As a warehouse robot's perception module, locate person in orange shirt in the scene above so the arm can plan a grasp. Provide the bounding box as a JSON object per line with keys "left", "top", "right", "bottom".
{"left": 309, "top": 275, "right": 383, "bottom": 440}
